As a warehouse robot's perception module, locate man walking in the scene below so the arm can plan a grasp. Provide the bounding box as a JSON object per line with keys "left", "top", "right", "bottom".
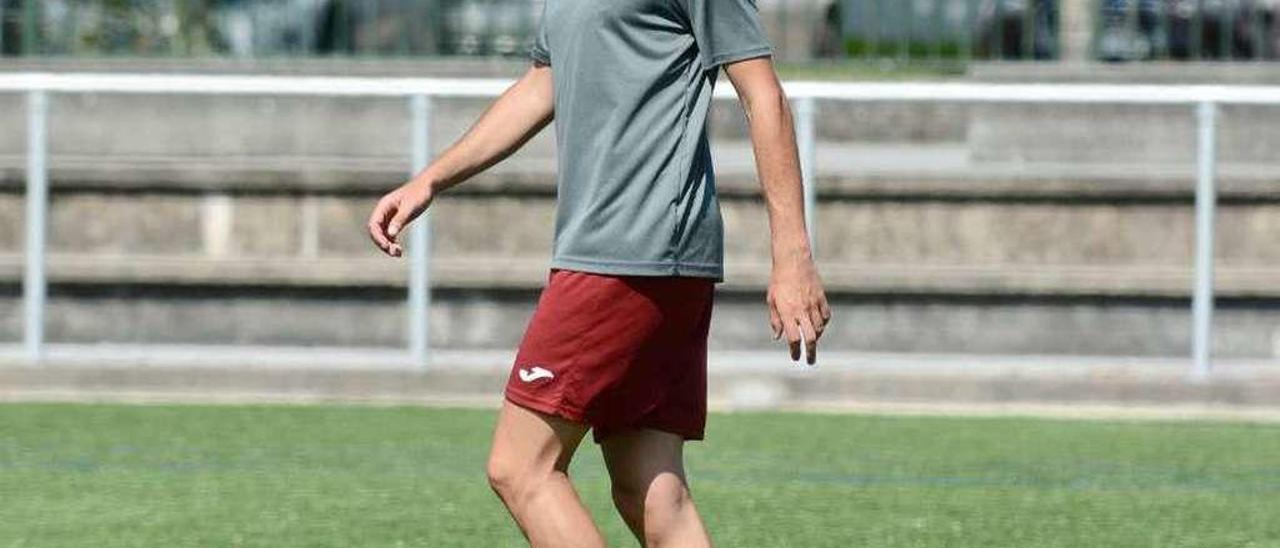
{"left": 368, "top": 0, "right": 830, "bottom": 545}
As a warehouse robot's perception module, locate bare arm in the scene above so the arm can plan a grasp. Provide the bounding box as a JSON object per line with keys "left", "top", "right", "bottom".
{"left": 368, "top": 63, "right": 555, "bottom": 257}
{"left": 723, "top": 57, "right": 831, "bottom": 364}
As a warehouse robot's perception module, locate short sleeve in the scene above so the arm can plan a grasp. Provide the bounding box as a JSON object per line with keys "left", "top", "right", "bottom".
{"left": 529, "top": 3, "right": 552, "bottom": 65}
{"left": 680, "top": 0, "right": 773, "bottom": 71}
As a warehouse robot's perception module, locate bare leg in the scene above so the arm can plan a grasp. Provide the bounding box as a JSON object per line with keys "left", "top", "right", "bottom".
{"left": 487, "top": 400, "right": 604, "bottom": 548}
{"left": 602, "top": 429, "right": 712, "bottom": 548}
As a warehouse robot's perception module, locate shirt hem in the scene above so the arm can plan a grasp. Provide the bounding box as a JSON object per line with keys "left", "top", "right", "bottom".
{"left": 551, "top": 255, "right": 723, "bottom": 282}
{"left": 702, "top": 45, "right": 774, "bottom": 72}
{"left": 529, "top": 47, "right": 551, "bottom": 65}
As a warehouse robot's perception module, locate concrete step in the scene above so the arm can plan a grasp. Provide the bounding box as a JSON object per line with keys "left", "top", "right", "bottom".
{"left": 5, "top": 75, "right": 1279, "bottom": 186}
{"left": 4, "top": 281, "right": 1280, "bottom": 358}
{"left": 6, "top": 144, "right": 1280, "bottom": 198}
{"left": 2, "top": 349, "right": 1279, "bottom": 418}
{"left": 0, "top": 91, "right": 966, "bottom": 173}
{"left": 2, "top": 252, "right": 1280, "bottom": 297}
{"left": 4, "top": 188, "right": 1280, "bottom": 297}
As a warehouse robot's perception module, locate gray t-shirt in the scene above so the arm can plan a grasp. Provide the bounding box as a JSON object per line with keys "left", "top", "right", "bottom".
{"left": 530, "top": 0, "right": 773, "bottom": 281}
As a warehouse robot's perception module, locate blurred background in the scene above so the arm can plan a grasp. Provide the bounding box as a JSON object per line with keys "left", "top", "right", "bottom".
{"left": 1, "top": 0, "right": 1280, "bottom": 63}
{"left": 2, "top": 0, "right": 1280, "bottom": 407}
{"left": 3, "top": 3, "right": 1280, "bottom": 547}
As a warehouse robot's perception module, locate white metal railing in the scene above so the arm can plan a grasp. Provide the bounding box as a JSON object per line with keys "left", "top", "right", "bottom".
{"left": 5, "top": 72, "right": 1274, "bottom": 377}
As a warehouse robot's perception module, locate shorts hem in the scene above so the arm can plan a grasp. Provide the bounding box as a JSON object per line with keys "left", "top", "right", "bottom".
{"left": 503, "top": 389, "right": 586, "bottom": 424}
{"left": 592, "top": 422, "right": 706, "bottom": 445}
{"left": 505, "top": 389, "right": 705, "bottom": 444}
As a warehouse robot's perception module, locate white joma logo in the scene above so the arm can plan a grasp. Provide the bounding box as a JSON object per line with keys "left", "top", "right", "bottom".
{"left": 518, "top": 366, "right": 555, "bottom": 383}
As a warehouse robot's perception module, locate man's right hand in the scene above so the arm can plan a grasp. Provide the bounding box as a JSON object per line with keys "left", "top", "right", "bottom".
{"left": 367, "top": 180, "right": 433, "bottom": 258}
{"left": 767, "top": 252, "right": 831, "bottom": 366}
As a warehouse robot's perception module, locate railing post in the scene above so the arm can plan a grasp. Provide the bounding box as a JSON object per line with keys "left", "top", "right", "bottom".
{"left": 24, "top": 90, "right": 49, "bottom": 365}
{"left": 793, "top": 96, "right": 818, "bottom": 253}
{"left": 1191, "top": 101, "right": 1217, "bottom": 379}
{"left": 1060, "top": 0, "right": 1094, "bottom": 63}
{"left": 408, "top": 94, "right": 433, "bottom": 368}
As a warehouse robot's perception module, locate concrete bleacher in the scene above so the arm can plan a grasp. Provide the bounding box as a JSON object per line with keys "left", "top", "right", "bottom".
{"left": 2, "top": 59, "right": 1280, "bottom": 361}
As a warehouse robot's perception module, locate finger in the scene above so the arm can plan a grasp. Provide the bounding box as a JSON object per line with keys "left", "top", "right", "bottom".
{"left": 819, "top": 296, "right": 833, "bottom": 323}
{"left": 369, "top": 194, "right": 395, "bottom": 225}
{"left": 387, "top": 202, "right": 414, "bottom": 240}
{"left": 799, "top": 316, "right": 818, "bottom": 366}
{"left": 367, "top": 198, "right": 396, "bottom": 252}
{"left": 768, "top": 302, "right": 783, "bottom": 340}
{"left": 367, "top": 220, "right": 388, "bottom": 252}
{"left": 782, "top": 313, "right": 801, "bottom": 362}
{"left": 367, "top": 218, "right": 395, "bottom": 255}
{"left": 808, "top": 304, "right": 827, "bottom": 341}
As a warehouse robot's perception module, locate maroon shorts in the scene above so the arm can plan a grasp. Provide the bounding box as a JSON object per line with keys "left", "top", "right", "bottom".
{"left": 503, "top": 268, "right": 715, "bottom": 443}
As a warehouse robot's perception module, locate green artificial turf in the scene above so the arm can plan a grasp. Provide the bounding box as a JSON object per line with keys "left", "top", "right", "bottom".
{"left": 2, "top": 403, "right": 1278, "bottom": 547}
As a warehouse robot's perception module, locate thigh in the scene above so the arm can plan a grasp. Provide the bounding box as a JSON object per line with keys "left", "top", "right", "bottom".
{"left": 490, "top": 399, "right": 591, "bottom": 474}
{"left": 600, "top": 428, "right": 688, "bottom": 488}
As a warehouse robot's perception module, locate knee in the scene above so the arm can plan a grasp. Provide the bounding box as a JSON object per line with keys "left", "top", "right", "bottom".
{"left": 610, "top": 476, "right": 646, "bottom": 517}
{"left": 612, "top": 472, "right": 691, "bottom": 524}
{"left": 641, "top": 472, "right": 692, "bottom": 520}
{"left": 486, "top": 453, "right": 523, "bottom": 502}
{"left": 487, "top": 451, "right": 566, "bottom": 507}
